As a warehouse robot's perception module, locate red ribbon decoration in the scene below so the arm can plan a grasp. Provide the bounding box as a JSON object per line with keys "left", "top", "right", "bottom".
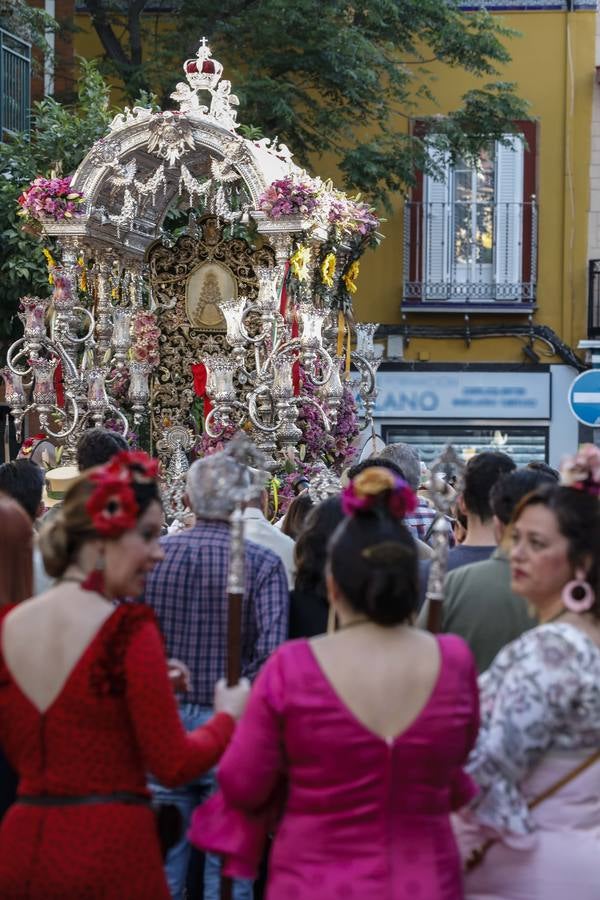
{"left": 291, "top": 314, "right": 300, "bottom": 397}
{"left": 191, "top": 363, "right": 213, "bottom": 417}
{"left": 54, "top": 359, "right": 65, "bottom": 409}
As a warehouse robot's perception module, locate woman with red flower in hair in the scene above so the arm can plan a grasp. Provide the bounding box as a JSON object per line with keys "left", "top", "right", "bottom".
{"left": 0, "top": 451, "right": 249, "bottom": 899}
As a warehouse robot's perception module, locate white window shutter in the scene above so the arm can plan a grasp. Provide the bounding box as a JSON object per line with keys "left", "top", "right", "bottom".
{"left": 494, "top": 135, "right": 524, "bottom": 299}
{"left": 423, "top": 147, "right": 451, "bottom": 300}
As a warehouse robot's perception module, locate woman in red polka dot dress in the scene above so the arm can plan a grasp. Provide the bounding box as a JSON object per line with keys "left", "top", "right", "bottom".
{"left": 0, "top": 451, "right": 249, "bottom": 898}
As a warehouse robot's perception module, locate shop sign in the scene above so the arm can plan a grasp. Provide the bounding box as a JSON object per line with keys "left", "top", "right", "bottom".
{"left": 373, "top": 370, "right": 551, "bottom": 420}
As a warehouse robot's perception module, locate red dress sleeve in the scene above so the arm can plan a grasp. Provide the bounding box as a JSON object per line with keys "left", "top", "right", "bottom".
{"left": 124, "top": 615, "right": 235, "bottom": 786}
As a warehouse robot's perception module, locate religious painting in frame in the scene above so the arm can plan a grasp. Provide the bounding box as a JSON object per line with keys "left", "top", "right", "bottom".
{"left": 185, "top": 259, "right": 237, "bottom": 331}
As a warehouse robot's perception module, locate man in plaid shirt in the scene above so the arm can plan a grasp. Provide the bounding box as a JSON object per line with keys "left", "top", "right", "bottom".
{"left": 143, "top": 452, "right": 289, "bottom": 900}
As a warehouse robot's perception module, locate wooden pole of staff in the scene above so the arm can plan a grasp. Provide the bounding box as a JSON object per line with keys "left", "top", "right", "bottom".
{"left": 220, "top": 502, "right": 245, "bottom": 900}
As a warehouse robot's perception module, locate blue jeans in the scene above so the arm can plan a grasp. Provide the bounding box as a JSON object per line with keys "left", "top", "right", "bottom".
{"left": 149, "top": 703, "right": 253, "bottom": 900}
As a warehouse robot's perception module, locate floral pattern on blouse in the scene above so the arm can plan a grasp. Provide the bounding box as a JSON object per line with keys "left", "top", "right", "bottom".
{"left": 466, "top": 623, "right": 600, "bottom": 835}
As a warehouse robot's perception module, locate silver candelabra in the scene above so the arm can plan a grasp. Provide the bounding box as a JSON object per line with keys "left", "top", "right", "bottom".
{"left": 1, "top": 247, "right": 151, "bottom": 462}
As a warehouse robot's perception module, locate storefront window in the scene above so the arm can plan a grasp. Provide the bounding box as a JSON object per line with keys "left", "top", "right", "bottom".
{"left": 381, "top": 424, "right": 548, "bottom": 468}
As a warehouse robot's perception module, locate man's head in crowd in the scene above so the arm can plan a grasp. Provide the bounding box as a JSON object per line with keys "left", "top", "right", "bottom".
{"left": 461, "top": 451, "right": 516, "bottom": 524}
{"left": 0, "top": 459, "right": 45, "bottom": 521}
{"left": 376, "top": 443, "right": 420, "bottom": 491}
{"left": 76, "top": 428, "right": 129, "bottom": 472}
{"left": 490, "top": 466, "right": 558, "bottom": 542}
{"left": 347, "top": 457, "right": 406, "bottom": 482}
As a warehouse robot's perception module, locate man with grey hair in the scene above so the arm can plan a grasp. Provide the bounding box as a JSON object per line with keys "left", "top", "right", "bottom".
{"left": 143, "top": 451, "right": 289, "bottom": 900}
{"left": 243, "top": 467, "right": 296, "bottom": 588}
{"left": 376, "top": 443, "right": 436, "bottom": 542}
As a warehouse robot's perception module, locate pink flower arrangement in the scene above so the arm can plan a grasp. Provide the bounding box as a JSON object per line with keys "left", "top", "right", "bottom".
{"left": 327, "top": 196, "right": 380, "bottom": 238}
{"left": 17, "top": 176, "right": 85, "bottom": 225}
{"left": 295, "top": 369, "right": 359, "bottom": 471}
{"left": 342, "top": 469, "right": 417, "bottom": 519}
{"left": 259, "top": 176, "right": 381, "bottom": 240}
{"left": 131, "top": 311, "right": 160, "bottom": 369}
{"left": 560, "top": 444, "right": 600, "bottom": 497}
{"left": 258, "top": 176, "right": 320, "bottom": 219}
{"left": 193, "top": 422, "right": 237, "bottom": 458}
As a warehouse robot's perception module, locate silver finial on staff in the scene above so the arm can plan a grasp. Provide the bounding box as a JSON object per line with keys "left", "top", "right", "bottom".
{"left": 423, "top": 445, "right": 465, "bottom": 634}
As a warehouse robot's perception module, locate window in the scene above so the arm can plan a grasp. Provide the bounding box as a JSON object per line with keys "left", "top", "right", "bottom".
{"left": 404, "top": 124, "right": 537, "bottom": 310}
{"left": 0, "top": 28, "right": 31, "bottom": 140}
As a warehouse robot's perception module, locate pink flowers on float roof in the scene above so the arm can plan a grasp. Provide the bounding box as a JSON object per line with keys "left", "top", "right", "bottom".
{"left": 258, "top": 177, "right": 320, "bottom": 218}
{"left": 258, "top": 175, "right": 380, "bottom": 238}
{"left": 17, "top": 176, "right": 85, "bottom": 223}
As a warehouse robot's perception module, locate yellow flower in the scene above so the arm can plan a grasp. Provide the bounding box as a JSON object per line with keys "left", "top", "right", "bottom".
{"left": 343, "top": 260, "right": 360, "bottom": 294}
{"left": 269, "top": 476, "right": 280, "bottom": 518}
{"left": 42, "top": 248, "right": 56, "bottom": 285}
{"left": 78, "top": 256, "right": 86, "bottom": 292}
{"left": 289, "top": 245, "right": 311, "bottom": 282}
{"left": 321, "top": 252, "right": 336, "bottom": 288}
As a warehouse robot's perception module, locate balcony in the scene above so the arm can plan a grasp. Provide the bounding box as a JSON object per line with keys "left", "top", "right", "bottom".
{"left": 1, "top": 28, "right": 31, "bottom": 141}
{"left": 402, "top": 199, "right": 538, "bottom": 314}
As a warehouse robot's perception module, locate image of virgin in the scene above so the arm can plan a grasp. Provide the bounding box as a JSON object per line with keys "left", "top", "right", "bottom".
{"left": 185, "top": 261, "right": 237, "bottom": 331}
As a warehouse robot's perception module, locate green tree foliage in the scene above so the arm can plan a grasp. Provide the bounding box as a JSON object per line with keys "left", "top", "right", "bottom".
{"left": 0, "top": 61, "right": 112, "bottom": 344}
{"left": 0, "top": 0, "right": 58, "bottom": 56}
{"left": 82, "top": 0, "right": 529, "bottom": 203}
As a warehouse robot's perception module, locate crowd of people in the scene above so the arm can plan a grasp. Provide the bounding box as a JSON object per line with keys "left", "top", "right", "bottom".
{"left": 0, "top": 427, "right": 599, "bottom": 899}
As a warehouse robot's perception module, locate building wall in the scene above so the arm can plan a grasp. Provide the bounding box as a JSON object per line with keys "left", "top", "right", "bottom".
{"left": 29, "top": 0, "right": 76, "bottom": 100}
{"left": 352, "top": 10, "right": 596, "bottom": 368}
{"left": 588, "top": 9, "right": 600, "bottom": 262}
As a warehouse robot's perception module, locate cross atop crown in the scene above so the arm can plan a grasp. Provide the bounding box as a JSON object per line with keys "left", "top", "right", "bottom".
{"left": 183, "top": 38, "right": 224, "bottom": 92}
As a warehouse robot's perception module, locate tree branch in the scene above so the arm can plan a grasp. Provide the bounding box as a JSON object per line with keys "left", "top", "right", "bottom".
{"left": 84, "top": 0, "right": 131, "bottom": 68}
{"left": 128, "top": 0, "right": 149, "bottom": 68}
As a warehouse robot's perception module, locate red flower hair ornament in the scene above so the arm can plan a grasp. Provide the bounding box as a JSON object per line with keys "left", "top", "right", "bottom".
{"left": 342, "top": 468, "right": 418, "bottom": 520}
{"left": 86, "top": 450, "right": 159, "bottom": 538}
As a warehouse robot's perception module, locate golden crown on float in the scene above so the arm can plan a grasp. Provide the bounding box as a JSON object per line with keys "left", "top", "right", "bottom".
{"left": 183, "top": 37, "right": 224, "bottom": 92}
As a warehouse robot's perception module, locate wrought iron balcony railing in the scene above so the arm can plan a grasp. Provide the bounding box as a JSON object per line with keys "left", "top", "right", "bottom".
{"left": 1, "top": 28, "right": 31, "bottom": 140}
{"left": 402, "top": 199, "right": 538, "bottom": 311}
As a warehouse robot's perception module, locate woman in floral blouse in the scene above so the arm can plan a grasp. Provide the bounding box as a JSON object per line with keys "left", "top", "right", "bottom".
{"left": 455, "top": 446, "right": 600, "bottom": 900}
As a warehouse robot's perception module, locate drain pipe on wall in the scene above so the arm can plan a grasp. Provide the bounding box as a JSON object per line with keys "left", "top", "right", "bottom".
{"left": 562, "top": 0, "right": 576, "bottom": 346}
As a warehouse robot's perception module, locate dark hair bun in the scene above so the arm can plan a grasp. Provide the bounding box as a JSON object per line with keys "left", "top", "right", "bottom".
{"left": 341, "top": 467, "right": 417, "bottom": 521}
{"left": 328, "top": 514, "right": 418, "bottom": 626}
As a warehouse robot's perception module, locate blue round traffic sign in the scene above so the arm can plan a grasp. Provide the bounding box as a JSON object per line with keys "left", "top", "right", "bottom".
{"left": 568, "top": 369, "right": 600, "bottom": 426}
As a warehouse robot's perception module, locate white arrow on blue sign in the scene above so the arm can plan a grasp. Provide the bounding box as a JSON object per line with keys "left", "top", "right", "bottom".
{"left": 568, "top": 369, "right": 600, "bottom": 426}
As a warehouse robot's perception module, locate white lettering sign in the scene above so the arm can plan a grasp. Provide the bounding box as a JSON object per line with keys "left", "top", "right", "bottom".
{"left": 372, "top": 371, "right": 550, "bottom": 420}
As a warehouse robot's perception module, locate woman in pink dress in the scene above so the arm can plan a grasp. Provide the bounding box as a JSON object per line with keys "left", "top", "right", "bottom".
{"left": 192, "top": 467, "right": 480, "bottom": 899}
{"left": 455, "top": 446, "right": 600, "bottom": 900}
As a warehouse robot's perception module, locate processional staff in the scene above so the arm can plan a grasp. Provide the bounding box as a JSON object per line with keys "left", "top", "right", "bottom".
{"left": 423, "top": 446, "right": 465, "bottom": 634}
{"left": 220, "top": 434, "right": 270, "bottom": 900}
